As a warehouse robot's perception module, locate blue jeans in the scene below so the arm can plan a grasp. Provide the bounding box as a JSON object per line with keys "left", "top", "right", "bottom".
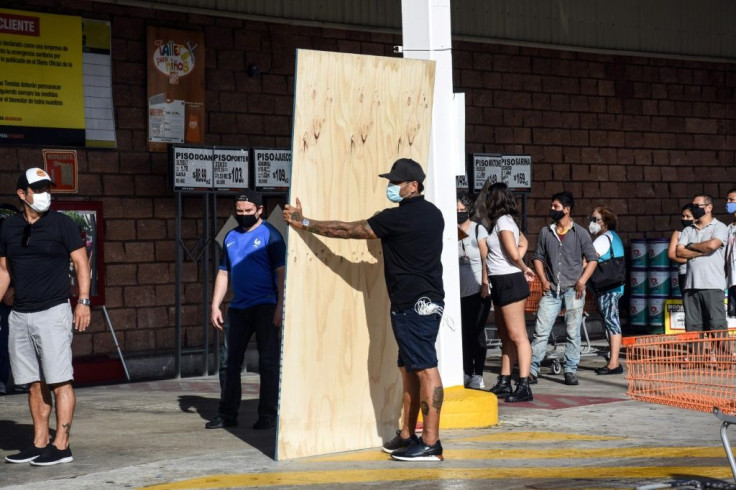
{"left": 530, "top": 287, "right": 584, "bottom": 375}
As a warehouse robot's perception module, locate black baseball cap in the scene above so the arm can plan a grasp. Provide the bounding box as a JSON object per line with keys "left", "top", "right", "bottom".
{"left": 378, "top": 158, "right": 426, "bottom": 184}
{"left": 234, "top": 189, "right": 263, "bottom": 206}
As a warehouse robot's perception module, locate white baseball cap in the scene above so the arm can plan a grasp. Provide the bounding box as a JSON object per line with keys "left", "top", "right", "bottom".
{"left": 17, "top": 167, "right": 55, "bottom": 190}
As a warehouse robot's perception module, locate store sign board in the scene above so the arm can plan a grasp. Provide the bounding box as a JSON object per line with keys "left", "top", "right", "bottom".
{"left": 254, "top": 148, "right": 291, "bottom": 192}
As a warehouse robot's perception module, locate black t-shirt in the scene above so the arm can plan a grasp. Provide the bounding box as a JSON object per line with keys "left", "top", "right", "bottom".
{"left": 0, "top": 211, "right": 85, "bottom": 312}
{"left": 367, "top": 196, "right": 444, "bottom": 309}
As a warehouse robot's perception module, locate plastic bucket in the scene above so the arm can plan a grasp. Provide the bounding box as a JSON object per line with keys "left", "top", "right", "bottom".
{"left": 670, "top": 269, "right": 682, "bottom": 298}
{"left": 631, "top": 239, "right": 648, "bottom": 268}
{"left": 630, "top": 297, "right": 648, "bottom": 327}
{"left": 629, "top": 269, "right": 648, "bottom": 297}
{"left": 647, "top": 269, "right": 671, "bottom": 297}
{"left": 647, "top": 238, "right": 671, "bottom": 268}
{"left": 648, "top": 296, "right": 667, "bottom": 327}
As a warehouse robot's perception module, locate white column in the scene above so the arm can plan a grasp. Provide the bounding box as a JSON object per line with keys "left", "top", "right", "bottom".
{"left": 401, "top": 0, "right": 464, "bottom": 387}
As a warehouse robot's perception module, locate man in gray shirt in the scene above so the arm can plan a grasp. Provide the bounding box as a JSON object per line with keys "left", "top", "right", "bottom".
{"left": 677, "top": 193, "right": 729, "bottom": 331}
{"left": 530, "top": 192, "right": 598, "bottom": 386}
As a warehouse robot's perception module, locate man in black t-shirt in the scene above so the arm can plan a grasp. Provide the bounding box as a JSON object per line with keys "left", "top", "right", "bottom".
{"left": 0, "top": 168, "right": 91, "bottom": 466}
{"left": 283, "top": 158, "right": 446, "bottom": 462}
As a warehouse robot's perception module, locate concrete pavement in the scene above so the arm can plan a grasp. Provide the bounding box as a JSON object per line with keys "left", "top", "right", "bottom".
{"left": 1, "top": 339, "right": 735, "bottom": 489}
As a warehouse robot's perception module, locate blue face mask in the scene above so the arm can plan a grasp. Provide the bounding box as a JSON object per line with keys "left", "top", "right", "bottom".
{"left": 727, "top": 202, "right": 736, "bottom": 215}
{"left": 386, "top": 183, "right": 403, "bottom": 203}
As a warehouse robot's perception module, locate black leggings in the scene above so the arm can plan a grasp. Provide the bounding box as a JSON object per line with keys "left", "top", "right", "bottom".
{"left": 460, "top": 293, "right": 492, "bottom": 376}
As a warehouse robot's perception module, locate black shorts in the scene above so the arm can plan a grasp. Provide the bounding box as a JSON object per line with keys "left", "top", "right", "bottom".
{"left": 490, "top": 272, "right": 530, "bottom": 307}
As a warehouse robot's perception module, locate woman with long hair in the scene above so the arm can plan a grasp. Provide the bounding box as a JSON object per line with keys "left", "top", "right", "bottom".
{"left": 484, "top": 183, "right": 535, "bottom": 402}
{"left": 457, "top": 193, "right": 492, "bottom": 389}
{"left": 588, "top": 206, "right": 625, "bottom": 374}
{"left": 668, "top": 203, "right": 695, "bottom": 305}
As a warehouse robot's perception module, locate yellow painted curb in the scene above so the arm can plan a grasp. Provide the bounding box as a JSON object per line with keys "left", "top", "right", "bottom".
{"left": 418, "top": 385, "right": 498, "bottom": 429}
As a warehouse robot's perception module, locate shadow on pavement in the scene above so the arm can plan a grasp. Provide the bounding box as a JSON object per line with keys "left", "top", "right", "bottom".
{"left": 177, "top": 395, "right": 275, "bottom": 459}
{"left": 0, "top": 419, "right": 35, "bottom": 452}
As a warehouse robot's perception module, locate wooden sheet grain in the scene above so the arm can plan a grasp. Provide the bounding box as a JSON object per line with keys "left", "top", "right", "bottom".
{"left": 278, "top": 50, "right": 435, "bottom": 460}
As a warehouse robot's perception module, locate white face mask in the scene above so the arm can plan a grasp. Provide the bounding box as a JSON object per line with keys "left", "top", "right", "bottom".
{"left": 26, "top": 192, "right": 51, "bottom": 213}
{"left": 588, "top": 221, "right": 601, "bottom": 235}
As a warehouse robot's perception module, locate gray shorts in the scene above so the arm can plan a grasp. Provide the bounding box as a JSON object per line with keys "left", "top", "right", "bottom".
{"left": 9, "top": 302, "right": 74, "bottom": 385}
{"left": 683, "top": 289, "right": 728, "bottom": 331}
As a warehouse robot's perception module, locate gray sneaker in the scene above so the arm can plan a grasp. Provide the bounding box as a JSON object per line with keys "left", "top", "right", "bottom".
{"left": 467, "top": 374, "right": 485, "bottom": 390}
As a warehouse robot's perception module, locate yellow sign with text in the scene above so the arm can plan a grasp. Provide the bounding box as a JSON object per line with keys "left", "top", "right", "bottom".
{"left": 0, "top": 8, "right": 84, "bottom": 145}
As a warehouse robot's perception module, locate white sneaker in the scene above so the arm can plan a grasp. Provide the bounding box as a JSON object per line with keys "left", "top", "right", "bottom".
{"left": 468, "top": 374, "right": 485, "bottom": 389}
{"left": 463, "top": 374, "right": 470, "bottom": 387}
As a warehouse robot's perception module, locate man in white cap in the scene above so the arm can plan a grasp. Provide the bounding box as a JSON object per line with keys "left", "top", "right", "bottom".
{"left": 0, "top": 168, "right": 90, "bottom": 466}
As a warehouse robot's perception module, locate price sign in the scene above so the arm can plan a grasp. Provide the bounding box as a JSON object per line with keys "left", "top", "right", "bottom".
{"left": 473, "top": 154, "right": 532, "bottom": 192}
{"left": 173, "top": 147, "right": 213, "bottom": 190}
{"left": 456, "top": 174, "right": 469, "bottom": 192}
{"left": 213, "top": 149, "right": 249, "bottom": 191}
{"left": 254, "top": 149, "right": 291, "bottom": 192}
{"left": 501, "top": 155, "right": 532, "bottom": 192}
{"left": 472, "top": 154, "right": 503, "bottom": 191}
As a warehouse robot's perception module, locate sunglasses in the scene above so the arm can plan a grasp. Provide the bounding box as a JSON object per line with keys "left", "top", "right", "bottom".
{"left": 22, "top": 224, "right": 31, "bottom": 248}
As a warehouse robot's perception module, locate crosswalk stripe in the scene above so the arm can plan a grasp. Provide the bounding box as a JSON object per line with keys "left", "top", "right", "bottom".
{"left": 142, "top": 466, "right": 733, "bottom": 489}
{"left": 308, "top": 446, "right": 726, "bottom": 462}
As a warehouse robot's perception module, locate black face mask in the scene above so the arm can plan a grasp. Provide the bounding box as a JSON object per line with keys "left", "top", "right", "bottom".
{"left": 691, "top": 206, "right": 706, "bottom": 220}
{"left": 236, "top": 214, "right": 258, "bottom": 229}
{"left": 457, "top": 212, "right": 469, "bottom": 225}
{"left": 549, "top": 209, "right": 565, "bottom": 222}
{"left": 681, "top": 219, "right": 694, "bottom": 229}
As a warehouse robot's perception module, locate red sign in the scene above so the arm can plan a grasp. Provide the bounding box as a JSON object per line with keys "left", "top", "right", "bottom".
{"left": 42, "top": 149, "right": 78, "bottom": 193}
{"left": 0, "top": 12, "right": 39, "bottom": 36}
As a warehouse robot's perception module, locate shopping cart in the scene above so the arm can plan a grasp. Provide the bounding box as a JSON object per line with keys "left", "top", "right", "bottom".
{"left": 623, "top": 330, "right": 736, "bottom": 482}
{"left": 484, "top": 277, "right": 600, "bottom": 375}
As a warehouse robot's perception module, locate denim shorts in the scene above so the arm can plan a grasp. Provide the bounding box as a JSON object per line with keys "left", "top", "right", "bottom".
{"left": 390, "top": 302, "right": 443, "bottom": 372}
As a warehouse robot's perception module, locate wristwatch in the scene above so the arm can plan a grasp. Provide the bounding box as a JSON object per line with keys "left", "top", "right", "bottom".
{"left": 301, "top": 218, "right": 310, "bottom": 229}
{"left": 78, "top": 298, "right": 91, "bottom": 306}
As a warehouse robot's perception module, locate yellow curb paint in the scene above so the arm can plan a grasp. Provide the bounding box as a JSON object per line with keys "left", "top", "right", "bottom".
{"left": 142, "top": 466, "right": 732, "bottom": 489}
{"left": 309, "top": 446, "right": 726, "bottom": 462}
{"left": 455, "top": 431, "right": 624, "bottom": 442}
{"left": 417, "top": 385, "right": 497, "bottom": 429}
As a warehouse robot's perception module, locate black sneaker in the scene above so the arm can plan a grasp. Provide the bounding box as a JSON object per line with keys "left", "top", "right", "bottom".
{"left": 564, "top": 372, "right": 579, "bottom": 385}
{"left": 205, "top": 415, "right": 238, "bottom": 429}
{"left": 5, "top": 444, "right": 48, "bottom": 463}
{"left": 252, "top": 417, "right": 276, "bottom": 430}
{"left": 29, "top": 445, "right": 73, "bottom": 466}
{"left": 391, "top": 437, "right": 444, "bottom": 461}
{"left": 381, "top": 430, "right": 417, "bottom": 454}
{"left": 528, "top": 374, "right": 538, "bottom": 384}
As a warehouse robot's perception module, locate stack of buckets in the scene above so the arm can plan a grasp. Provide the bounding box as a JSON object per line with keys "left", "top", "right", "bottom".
{"left": 629, "top": 238, "right": 682, "bottom": 333}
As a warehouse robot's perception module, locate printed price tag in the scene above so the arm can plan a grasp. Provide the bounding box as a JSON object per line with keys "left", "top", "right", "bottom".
{"left": 456, "top": 174, "right": 469, "bottom": 191}
{"left": 473, "top": 154, "right": 532, "bottom": 192}
{"left": 472, "top": 155, "right": 503, "bottom": 191}
{"left": 173, "top": 147, "right": 213, "bottom": 190}
{"left": 254, "top": 149, "right": 291, "bottom": 191}
{"left": 213, "top": 149, "right": 249, "bottom": 190}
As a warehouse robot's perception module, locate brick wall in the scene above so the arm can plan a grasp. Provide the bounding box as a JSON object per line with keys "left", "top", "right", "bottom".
{"left": 1, "top": 1, "right": 734, "bottom": 357}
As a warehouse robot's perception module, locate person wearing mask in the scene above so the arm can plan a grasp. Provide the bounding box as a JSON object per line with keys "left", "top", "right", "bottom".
{"left": 483, "top": 183, "right": 535, "bottom": 402}
{"left": 668, "top": 204, "right": 696, "bottom": 310}
{"left": 206, "top": 190, "right": 285, "bottom": 431}
{"left": 529, "top": 191, "right": 598, "bottom": 386}
{"left": 457, "top": 193, "right": 491, "bottom": 390}
{"left": 588, "top": 207, "right": 625, "bottom": 375}
{"left": 283, "top": 158, "right": 446, "bottom": 462}
{"left": 0, "top": 168, "right": 91, "bottom": 466}
{"left": 676, "top": 194, "right": 728, "bottom": 332}
{"left": 725, "top": 190, "right": 736, "bottom": 318}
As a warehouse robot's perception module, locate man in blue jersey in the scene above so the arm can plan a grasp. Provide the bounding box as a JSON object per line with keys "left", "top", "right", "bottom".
{"left": 205, "top": 190, "right": 285, "bottom": 431}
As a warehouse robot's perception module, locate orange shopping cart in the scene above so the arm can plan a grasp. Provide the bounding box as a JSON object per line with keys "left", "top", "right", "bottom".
{"left": 623, "top": 330, "right": 736, "bottom": 482}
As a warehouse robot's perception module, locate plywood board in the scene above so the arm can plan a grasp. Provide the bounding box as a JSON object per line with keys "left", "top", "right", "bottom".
{"left": 278, "top": 50, "right": 435, "bottom": 460}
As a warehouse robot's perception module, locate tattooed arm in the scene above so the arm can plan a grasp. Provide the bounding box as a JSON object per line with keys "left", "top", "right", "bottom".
{"left": 283, "top": 198, "right": 378, "bottom": 240}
